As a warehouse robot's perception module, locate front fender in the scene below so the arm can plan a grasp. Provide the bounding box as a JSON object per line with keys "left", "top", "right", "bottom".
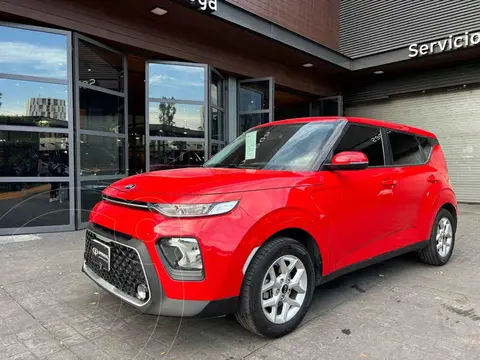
{"left": 225, "top": 204, "right": 330, "bottom": 297}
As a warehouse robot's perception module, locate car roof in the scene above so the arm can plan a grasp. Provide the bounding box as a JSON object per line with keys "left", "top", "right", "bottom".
{"left": 254, "top": 116, "right": 437, "bottom": 139}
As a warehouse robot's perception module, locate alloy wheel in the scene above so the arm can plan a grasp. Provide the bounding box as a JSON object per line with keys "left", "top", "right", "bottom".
{"left": 261, "top": 255, "right": 308, "bottom": 324}
{"left": 436, "top": 217, "right": 453, "bottom": 257}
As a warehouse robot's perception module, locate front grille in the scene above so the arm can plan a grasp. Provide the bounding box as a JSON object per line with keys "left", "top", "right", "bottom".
{"left": 102, "top": 195, "right": 149, "bottom": 210}
{"left": 84, "top": 230, "right": 149, "bottom": 302}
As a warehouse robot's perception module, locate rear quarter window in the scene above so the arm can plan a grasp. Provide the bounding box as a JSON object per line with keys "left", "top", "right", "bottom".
{"left": 416, "top": 136, "right": 435, "bottom": 159}
{"left": 388, "top": 131, "right": 425, "bottom": 165}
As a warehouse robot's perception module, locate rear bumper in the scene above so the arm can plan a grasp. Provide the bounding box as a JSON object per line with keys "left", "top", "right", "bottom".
{"left": 82, "top": 227, "right": 238, "bottom": 318}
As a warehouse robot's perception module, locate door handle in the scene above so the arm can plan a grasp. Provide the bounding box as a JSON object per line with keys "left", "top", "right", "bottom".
{"left": 382, "top": 179, "right": 397, "bottom": 187}
{"left": 427, "top": 175, "right": 438, "bottom": 183}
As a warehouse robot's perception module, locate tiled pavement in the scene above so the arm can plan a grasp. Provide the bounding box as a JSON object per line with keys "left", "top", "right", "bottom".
{"left": 1, "top": 205, "right": 479, "bottom": 360}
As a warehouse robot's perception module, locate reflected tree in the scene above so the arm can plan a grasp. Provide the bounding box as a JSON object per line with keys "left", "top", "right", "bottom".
{"left": 158, "top": 97, "right": 176, "bottom": 126}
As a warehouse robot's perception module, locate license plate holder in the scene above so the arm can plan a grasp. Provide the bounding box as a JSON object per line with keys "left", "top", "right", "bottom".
{"left": 90, "top": 239, "right": 111, "bottom": 271}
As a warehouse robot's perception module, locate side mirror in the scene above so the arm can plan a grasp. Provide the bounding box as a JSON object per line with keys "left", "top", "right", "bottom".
{"left": 325, "top": 151, "right": 369, "bottom": 171}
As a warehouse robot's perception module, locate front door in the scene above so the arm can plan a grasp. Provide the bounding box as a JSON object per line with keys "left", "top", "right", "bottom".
{"left": 238, "top": 77, "right": 274, "bottom": 134}
{"left": 325, "top": 123, "right": 398, "bottom": 271}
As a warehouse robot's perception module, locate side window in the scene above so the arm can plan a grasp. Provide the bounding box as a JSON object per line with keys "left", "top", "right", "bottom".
{"left": 334, "top": 124, "right": 385, "bottom": 166}
{"left": 388, "top": 131, "right": 424, "bottom": 165}
{"left": 417, "top": 136, "right": 433, "bottom": 159}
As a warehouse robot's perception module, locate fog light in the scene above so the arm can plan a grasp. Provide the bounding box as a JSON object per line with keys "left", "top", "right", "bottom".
{"left": 136, "top": 283, "right": 148, "bottom": 301}
{"left": 159, "top": 237, "right": 203, "bottom": 270}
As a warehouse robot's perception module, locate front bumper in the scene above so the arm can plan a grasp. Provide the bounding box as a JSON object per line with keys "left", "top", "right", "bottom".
{"left": 82, "top": 225, "right": 237, "bottom": 317}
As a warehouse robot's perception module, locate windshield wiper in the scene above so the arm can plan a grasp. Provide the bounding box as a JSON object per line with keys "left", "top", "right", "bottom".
{"left": 211, "top": 164, "right": 259, "bottom": 169}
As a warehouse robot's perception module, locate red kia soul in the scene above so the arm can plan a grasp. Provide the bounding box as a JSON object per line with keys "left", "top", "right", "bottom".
{"left": 83, "top": 117, "right": 457, "bottom": 338}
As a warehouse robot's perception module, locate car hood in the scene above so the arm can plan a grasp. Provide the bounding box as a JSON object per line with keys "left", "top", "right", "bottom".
{"left": 105, "top": 167, "right": 318, "bottom": 198}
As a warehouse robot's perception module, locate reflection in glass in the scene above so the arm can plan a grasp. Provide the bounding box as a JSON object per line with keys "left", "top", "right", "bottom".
{"left": 0, "top": 182, "right": 70, "bottom": 228}
{"left": 149, "top": 102, "right": 204, "bottom": 138}
{"left": 211, "top": 108, "right": 225, "bottom": 141}
{"left": 239, "top": 113, "right": 269, "bottom": 133}
{"left": 149, "top": 64, "right": 205, "bottom": 101}
{"left": 78, "top": 39, "right": 124, "bottom": 92}
{"left": 150, "top": 140, "right": 205, "bottom": 171}
{"left": 239, "top": 81, "right": 270, "bottom": 111}
{"left": 80, "top": 135, "right": 125, "bottom": 176}
{"left": 311, "top": 99, "right": 339, "bottom": 116}
{"left": 211, "top": 143, "right": 224, "bottom": 157}
{"left": 0, "top": 131, "right": 69, "bottom": 177}
{"left": 0, "top": 79, "right": 68, "bottom": 127}
{"left": 80, "top": 179, "right": 116, "bottom": 223}
{"left": 0, "top": 26, "right": 67, "bottom": 79}
{"left": 211, "top": 71, "right": 223, "bottom": 107}
{"left": 79, "top": 88, "right": 124, "bottom": 133}
{"left": 205, "top": 122, "right": 336, "bottom": 171}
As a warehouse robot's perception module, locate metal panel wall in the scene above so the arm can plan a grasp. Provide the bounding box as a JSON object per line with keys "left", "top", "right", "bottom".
{"left": 345, "top": 88, "right": 480, "bottom": 203}
{"left": 340, "top": 0, "right": 480, "bottom": 58}
{"left": 343, "top": 62, "right": 480, "bottom": 105}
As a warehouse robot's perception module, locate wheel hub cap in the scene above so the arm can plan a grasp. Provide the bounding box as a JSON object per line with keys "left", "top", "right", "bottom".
{"left": 436, "top": 217, "right": 453, "bottom": 257}
{"left": 260, "top": 255, "right": 308, "bottom": 325}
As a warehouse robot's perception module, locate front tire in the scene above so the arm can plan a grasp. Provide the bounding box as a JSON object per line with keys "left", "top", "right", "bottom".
{"left": 419, "top": 208, "right": 455, "bottom": 266}
{"left": 235, "top": 237, "right": 315, "bottom": 338}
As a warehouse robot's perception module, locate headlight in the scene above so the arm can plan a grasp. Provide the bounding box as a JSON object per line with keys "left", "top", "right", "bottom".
{"left": 148, "top": 200, "right": 239, "bottom": 218}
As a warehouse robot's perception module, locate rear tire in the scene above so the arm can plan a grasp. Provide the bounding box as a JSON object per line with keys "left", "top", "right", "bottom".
{"left": 419, "top": 208, "right": 455, "bottom": 266}
{"left": 235, "top": 237, "right": 315, "bottom": 338}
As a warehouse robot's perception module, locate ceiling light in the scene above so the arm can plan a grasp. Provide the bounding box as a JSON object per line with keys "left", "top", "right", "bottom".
{"left": 151, "top": 7, "right": 168, "bottom": 16}
{"left": 374, "top": 70, "right": 384, "bottom": 74}
{"left": 303, "top": 63, "right": 314, "bottom": 68}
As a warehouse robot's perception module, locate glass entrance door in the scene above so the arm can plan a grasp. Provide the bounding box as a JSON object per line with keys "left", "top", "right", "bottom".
{"left": 209, "top": 67, "right": 226, "bottom": 158}
{"left": 74, "top": 34, "right": 128, "bottom": 227}
{"left": 310, "top": 96, "right": 343, "bottom": 116}
{"left": 238, "top": 77, "right": 274, "bottom": 134}
{"left": 146, "top": 61, "right": 208, "bottom": 172}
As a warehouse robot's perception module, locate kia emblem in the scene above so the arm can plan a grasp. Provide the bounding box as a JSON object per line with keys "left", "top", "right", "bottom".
{"left": 125, "top": 184, "right": 136, "bottom": 190}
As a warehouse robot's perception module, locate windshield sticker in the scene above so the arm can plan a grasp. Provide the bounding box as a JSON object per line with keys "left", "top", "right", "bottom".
{"left": 245, "top": 131, "right": 257, "bottom": 160}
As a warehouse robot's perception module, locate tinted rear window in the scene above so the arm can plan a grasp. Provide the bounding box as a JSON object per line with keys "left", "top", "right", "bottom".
{"left": 388, "top": 131, "right": 424, "bottom": 165}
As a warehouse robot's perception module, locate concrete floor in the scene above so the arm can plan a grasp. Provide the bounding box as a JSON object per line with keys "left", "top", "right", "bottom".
{"left": 0, "top": 204, "right": 479, "bottom": 359}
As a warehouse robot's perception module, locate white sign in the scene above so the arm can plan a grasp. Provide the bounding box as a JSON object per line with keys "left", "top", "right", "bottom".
{"left": 188, "top": 0, "right": 217, "bottom": 12}
{"left": 245, "top": 131, "right": 257, "bottom": 160}
{"left": 409, "top": 31, "right": 480, "bottom": 58}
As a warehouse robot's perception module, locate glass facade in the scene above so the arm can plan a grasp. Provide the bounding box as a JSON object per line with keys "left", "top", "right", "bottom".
{"left": 0, "top": 24, "right": 73, "bottom": 234}
{"left": 0, "top": 23, "right": 282, "bottom": 234}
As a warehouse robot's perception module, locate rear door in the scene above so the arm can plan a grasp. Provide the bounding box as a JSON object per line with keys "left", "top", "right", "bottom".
{"left": 325, "top": 123, "right": 398, "bottom": 270}
{"left": 385, "top": 131, "right": 435, "bottom": 243}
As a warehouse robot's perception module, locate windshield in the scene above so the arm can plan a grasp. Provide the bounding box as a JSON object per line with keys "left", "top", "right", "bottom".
{"left": 204, "top": 121, "right": 338, "bottom": 171}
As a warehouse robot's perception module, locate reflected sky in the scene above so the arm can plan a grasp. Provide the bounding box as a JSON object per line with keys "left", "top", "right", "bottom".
{"left": 265, "top": 122, "right": 335, "bottom": 170}
{"left": 0, "top": 26, "right": 67, "bottom": 79}
{"left": 148, "top": 64, "right": 205, "bottom": 101}
{"left": 0, "top": 78, "right": 68, "bottom": 119}
{"left": 149, "top": 102, "right": 204, "bottom": 132}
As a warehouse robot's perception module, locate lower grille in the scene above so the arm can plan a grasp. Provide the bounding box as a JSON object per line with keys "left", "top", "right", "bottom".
{"left": 84, "top": 230, "right": 149, "bottom": 302}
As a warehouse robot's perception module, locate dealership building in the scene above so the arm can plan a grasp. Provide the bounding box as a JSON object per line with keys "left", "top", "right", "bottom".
{"left": 0, "top": 0, "right": 479, "bottom": 234}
